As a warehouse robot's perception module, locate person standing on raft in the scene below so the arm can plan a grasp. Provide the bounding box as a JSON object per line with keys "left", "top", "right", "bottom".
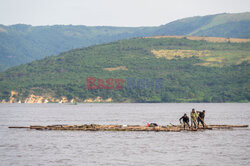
{"left": 179, "top": 113, "right": 190, "bottom": 129}
{"left": 190, "top": 109, "right": 198, "bottom": 128}
{"left": 197, "top": 110, "right": 206, "bottom": 128}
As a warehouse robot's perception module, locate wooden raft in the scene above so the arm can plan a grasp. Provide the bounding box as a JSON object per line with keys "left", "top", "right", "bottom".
{"left": 8, "top": 124, "right": 248, "bottom": 132}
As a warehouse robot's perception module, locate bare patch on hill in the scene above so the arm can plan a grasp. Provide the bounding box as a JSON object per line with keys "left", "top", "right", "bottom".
{"left": 151, "top": 49, "right": 250, "bottom": 66}
{"left": 151, "top": 49, "right": 211, "bottom": 59}
{"left": 104, "top": 66, "right": 128, "bottom": 71}
{"left": 145, "top": 36, "right": 250, "bottom": 43}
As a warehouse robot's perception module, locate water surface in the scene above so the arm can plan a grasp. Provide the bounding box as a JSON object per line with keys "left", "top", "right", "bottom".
{"left": 0, "top": 103, "right": 249, "bottom": 166}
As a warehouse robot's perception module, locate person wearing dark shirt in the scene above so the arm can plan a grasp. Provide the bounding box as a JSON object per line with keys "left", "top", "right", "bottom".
{"left": 197, "top": 110, "right": 206, "bottom": 128}
{"left": 179, "top": 113, "right": 190, "bottom": 129}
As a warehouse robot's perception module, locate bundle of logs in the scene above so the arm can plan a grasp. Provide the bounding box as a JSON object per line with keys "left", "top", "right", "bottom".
{"left": 8, "top": 124, "right": 248, "bottom": 132}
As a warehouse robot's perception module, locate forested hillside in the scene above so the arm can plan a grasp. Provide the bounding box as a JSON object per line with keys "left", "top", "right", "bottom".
{"left": 0, "top": 37, "right": 249, "bottom": 103}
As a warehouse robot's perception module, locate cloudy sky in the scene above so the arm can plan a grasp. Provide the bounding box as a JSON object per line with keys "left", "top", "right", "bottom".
{"left": 0, "top": 0, "right": 249, "bottom": 26}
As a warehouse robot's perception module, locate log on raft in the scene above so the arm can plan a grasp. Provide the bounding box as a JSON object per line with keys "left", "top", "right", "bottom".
{"left": 9, "top": 124, "right": 182, "bottom": 132}
{"left": 8, "top": 126, "right": 30, "bottom": 129}
{"left": 8, "top": 124, "right": 248, "bottom": 132}
{"left": 207, "top": 124, "right": 249, "bottom": 129}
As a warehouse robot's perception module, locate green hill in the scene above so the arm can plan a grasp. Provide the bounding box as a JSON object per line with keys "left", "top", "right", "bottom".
{"left": 0, "top": 37, "right": 249, "bottom": 103}
{"left": 0, "top": 12, "right": 250, "bottom": 71}
{"left": 155, "top": 12, "right": 250, "bottom": 37}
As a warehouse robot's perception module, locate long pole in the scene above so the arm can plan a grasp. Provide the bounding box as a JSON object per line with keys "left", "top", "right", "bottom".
{"left": 198, "top": 115, "right": 208, "bottom": 128}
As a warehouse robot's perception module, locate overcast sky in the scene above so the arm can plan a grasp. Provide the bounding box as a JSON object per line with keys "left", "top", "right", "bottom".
{"left": 0, "top": 0, "right": 249, "bottom": 27}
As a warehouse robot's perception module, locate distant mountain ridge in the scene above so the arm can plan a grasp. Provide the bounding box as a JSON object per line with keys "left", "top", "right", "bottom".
{"left": 0, "top": 24, "right": 154, "bottom": 70}
{"left": 154, "top": 12, "right": 250, "bottom": 37}
{"left": 0, "top": 12, "right": 250, "bottom": 70}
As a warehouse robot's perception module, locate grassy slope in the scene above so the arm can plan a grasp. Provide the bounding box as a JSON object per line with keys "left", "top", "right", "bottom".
{"left": 0, "top": 37, "right": 249, "bottom": 102}
{"left": 190, "top": 12, "right": 250, "bottom": 34}
{"left": 155, "top": 12, "right": 250, "bottom": 38}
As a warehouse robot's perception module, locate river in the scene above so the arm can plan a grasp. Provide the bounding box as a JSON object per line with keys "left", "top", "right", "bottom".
{"left": 0, "top": 103, "right": 249, "bottom": 166}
